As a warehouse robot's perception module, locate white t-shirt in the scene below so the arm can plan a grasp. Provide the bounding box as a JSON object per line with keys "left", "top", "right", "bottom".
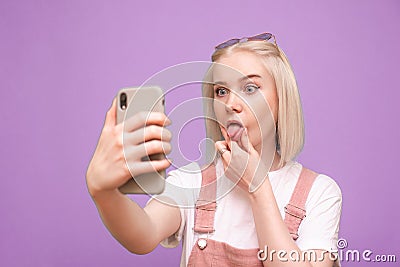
{"left": 150, "top": 158, "right": 342, "bottom": 266}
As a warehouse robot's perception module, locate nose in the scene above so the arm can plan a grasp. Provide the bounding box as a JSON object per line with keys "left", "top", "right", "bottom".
{"left": 225, "top": 92, "right": 243, "bottom": 113}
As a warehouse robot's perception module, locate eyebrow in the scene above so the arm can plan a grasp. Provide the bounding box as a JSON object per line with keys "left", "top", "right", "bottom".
{"left": 213, "top": 74, "right": 262, "bottom": 86}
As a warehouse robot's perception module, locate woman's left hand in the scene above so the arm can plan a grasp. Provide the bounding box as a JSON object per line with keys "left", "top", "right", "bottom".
{"left": 215, "top": 127, "right": 270, "bottom": 193}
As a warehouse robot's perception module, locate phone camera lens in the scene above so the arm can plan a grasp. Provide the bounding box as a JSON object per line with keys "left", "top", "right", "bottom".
{"left": 120, "top": 93, "right": 127, "bottom": 110}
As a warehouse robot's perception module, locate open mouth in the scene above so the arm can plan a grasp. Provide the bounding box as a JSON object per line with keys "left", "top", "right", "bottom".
{"left": 226, "top": 121, "right": 244, "bottom": 142}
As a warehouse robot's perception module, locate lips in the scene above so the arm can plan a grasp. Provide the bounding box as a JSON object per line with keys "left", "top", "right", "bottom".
{"left": 226, "top": 120, "right": 244, "bottom": 142}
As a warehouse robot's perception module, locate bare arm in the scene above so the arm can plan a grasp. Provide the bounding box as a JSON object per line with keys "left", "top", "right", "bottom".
{"left": 86, "top": 99, "right": 178, "bottom": 254}
{"left": 250, "top": 180, "right": 334, "bottom": 267}
{"left": 90, "top": 189, "right": 180, "bottom": 254}
{"left": 215, "top": 129, "right": 338, "bottom": 267}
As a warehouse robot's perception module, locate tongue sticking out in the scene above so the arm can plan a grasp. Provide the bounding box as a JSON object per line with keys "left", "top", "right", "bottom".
{"left": 227, "top": 123, "right": 244, "bottom": 141}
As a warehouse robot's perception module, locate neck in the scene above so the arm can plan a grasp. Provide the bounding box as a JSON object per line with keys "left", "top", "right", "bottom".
{"left": 270, "top": 151, "right": 282, "bottom": 172}
{"left": 259, "top": 149, "right": 281, "bottom": 172}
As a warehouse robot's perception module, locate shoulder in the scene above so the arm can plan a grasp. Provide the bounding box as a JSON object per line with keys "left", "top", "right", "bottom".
{"left": 287, "top": 162, "right": 341, "bottom": 199}
{"left": 295, "top": 167, "right": 343, "bottom": 252}
{"left": 279, "top": 162, "right": 342, "bottom": 209}
{"left": 312, "top": 172, "right": 342, "bottom": 199}
{"left": 157, "top": 162, "right": 203, "bottom": 208}
{"left": 166, "top": 162, "right": 202, "bottom": 188}
{"left": 304, "top": 167, "right": 343, "bottom": 212}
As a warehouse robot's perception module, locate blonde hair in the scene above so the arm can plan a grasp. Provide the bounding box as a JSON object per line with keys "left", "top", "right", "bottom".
{"left": 202, "top": 41, "right": 304, "bottom": 169}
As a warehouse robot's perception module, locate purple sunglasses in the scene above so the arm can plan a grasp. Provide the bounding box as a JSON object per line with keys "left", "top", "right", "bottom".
{"left": 215, "top": 32, "right": 277, "bottom": 50}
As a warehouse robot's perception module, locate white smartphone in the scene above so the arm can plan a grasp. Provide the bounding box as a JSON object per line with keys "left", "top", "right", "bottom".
{"left": 116, "top": 86, "right": 166, "bottom": 194}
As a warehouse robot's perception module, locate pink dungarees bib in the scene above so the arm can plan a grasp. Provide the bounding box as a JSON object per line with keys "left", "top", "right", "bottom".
{"left": 186, "top": 163, "right": 317, "bottom": 267}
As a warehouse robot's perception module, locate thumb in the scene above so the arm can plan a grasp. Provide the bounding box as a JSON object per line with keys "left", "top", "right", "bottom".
{"left": 219, "top": 126, "right": 234, "bottom": 153}
{"left": 238, "top": 127, "right": 256, "bottom": 154}
{"left": 105, "top": 98, "right": 117, "bottom": 126}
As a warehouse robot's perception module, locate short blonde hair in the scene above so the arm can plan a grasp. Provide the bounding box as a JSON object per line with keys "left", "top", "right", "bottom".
{"left": 202, "top": 41, "right": 304, "bottom": 169}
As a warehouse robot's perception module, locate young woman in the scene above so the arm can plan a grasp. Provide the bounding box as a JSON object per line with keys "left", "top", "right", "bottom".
{"left": 86, "top": 33, "right": 342, "bottom": 267}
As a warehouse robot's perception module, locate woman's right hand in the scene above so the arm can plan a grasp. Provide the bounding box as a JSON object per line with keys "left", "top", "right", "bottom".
{"left": 86, "top": 99, "right": 172, "bottom": 197}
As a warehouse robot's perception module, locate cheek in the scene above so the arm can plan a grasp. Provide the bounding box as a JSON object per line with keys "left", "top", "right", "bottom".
{"left": 248, "top": 125, "right": 262, "bottom": 143}
{"left": 213, "top": 99, "right": 225, "bottom": 120}
{"left": 212, "top": 98, "right": 225, "bottom": 115}
{"left": 246, "top": 98, "right": 276, "bottom": 139}
{"left": 256, "top": 90, "right": 279, "bottom": 125}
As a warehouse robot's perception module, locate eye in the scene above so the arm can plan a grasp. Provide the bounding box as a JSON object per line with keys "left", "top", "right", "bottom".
{"left": 215, "top": 87, "right": 229, "bottom": 97}
{"left": 243, "top": 84, "right": 260, "bottom": 94}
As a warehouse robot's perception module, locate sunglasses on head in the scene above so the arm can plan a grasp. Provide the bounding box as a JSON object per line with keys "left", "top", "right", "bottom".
{"left": 215, "top": 32, "right": 277, "bottom": 50}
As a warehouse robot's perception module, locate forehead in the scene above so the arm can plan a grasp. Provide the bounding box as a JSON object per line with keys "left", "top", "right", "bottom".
{"left": 212, "top": 51, "right": 269, "bottom": 82}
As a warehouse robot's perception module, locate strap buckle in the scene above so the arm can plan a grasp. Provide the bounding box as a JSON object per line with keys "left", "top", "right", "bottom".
{"left": 284, "top": 203, "right": 306, "bottom": 220}
{"left": 193, "top": 226, "right": 215, "bottom": 233}
{"left": 195, "top": 199, "right": 216, "bottom": 211}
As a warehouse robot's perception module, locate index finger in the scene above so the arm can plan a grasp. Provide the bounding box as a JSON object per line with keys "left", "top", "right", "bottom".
{"left": 219, "top": 125, "right": 232, "bottom": 151}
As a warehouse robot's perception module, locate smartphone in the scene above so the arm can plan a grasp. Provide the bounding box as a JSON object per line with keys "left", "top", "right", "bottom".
{"left": 116, "top": 86, "right": 166, "bottom": 194}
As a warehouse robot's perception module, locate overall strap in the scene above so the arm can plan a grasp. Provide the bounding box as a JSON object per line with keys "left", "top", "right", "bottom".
{"left": 193, "top": 164, "right": 217, "bottom": 234}
{"left": 284, "top": 167, "right": 318, "bottom": 240}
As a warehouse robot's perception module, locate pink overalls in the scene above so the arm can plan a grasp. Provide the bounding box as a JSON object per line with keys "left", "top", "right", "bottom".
{"left": 186, "top": 164, "right": 318, "bottom": 266}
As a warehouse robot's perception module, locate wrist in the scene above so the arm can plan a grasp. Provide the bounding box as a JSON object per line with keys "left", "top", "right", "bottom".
{"left": 248, "top": 176, "right": 273, "bottom": 204}
{"left": 90, "top": 187, "right": 122, "bottom": 203}
{"left": 86, "top": 174, "right": 120, "bottom": 200}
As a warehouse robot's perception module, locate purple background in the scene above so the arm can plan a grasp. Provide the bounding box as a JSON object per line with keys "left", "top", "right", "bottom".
{"left": 1, "top": 0, "right": 399, "bottom": 266}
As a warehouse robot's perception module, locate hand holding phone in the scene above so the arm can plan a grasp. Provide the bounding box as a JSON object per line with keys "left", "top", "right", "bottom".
{"left": 117, "top": 86, "right": 170, "bottom": 194}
